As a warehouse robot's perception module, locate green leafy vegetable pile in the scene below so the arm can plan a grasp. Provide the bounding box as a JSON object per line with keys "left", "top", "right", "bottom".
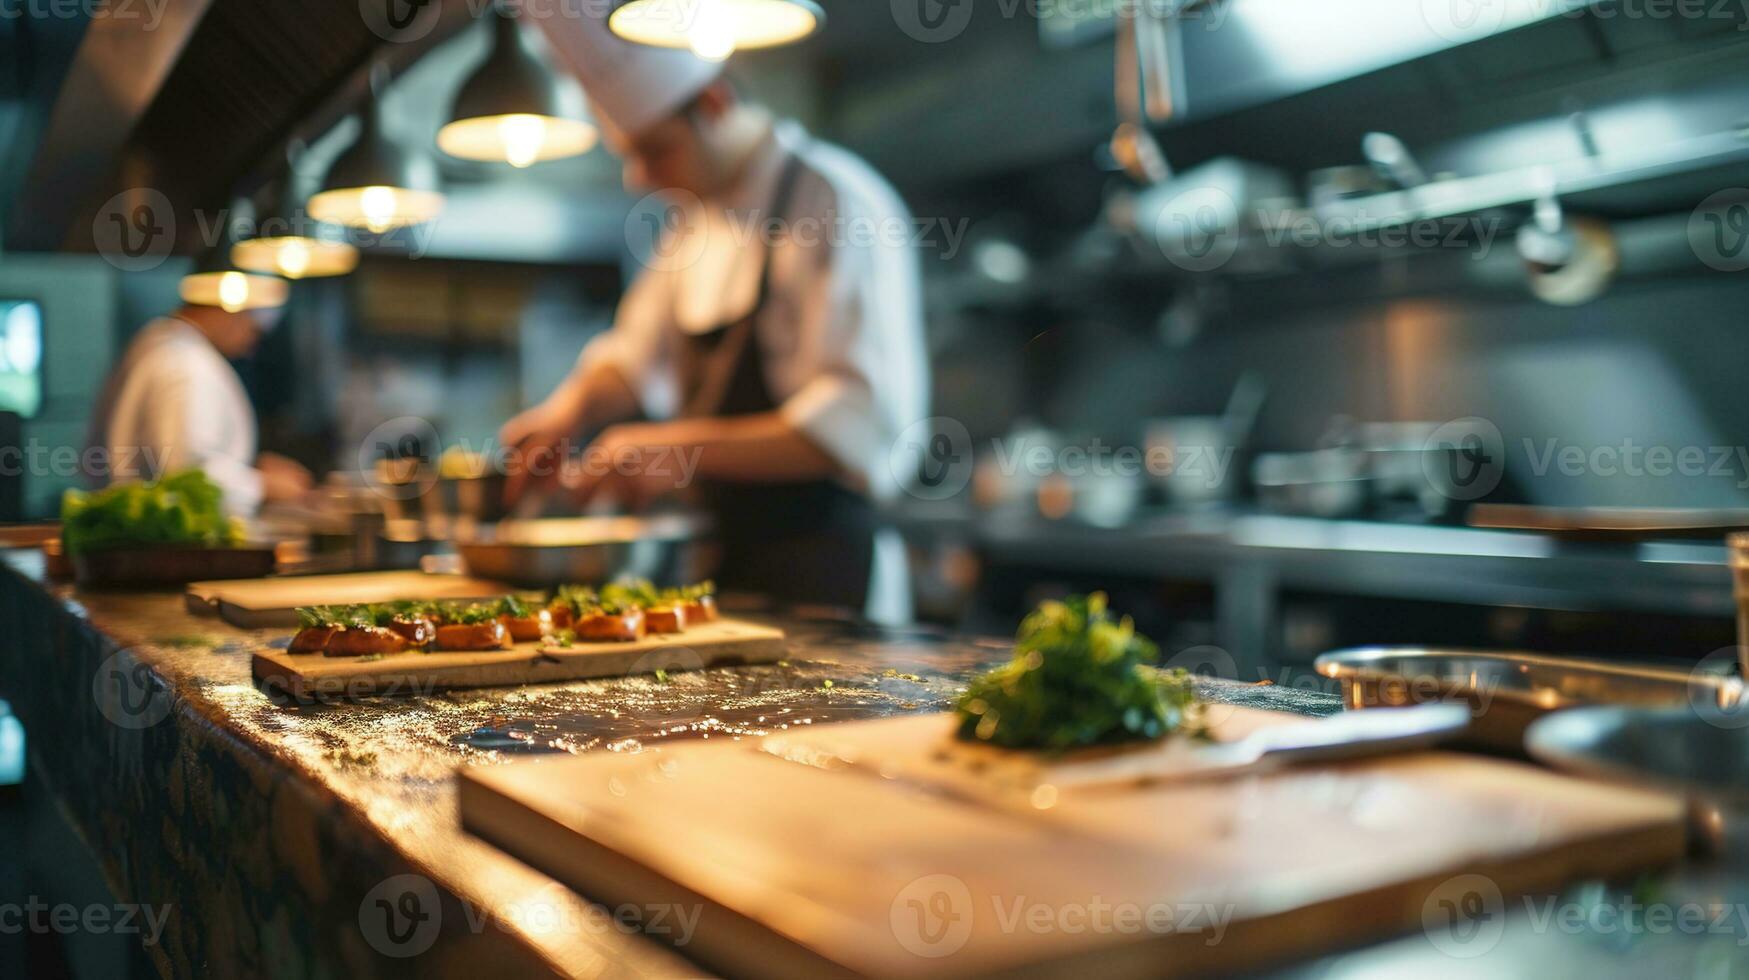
{"left": 955, "top": 593, "right": 1204, "bottom": 751}
{"left": 61, "top": 470, "right": 241, "bottom": 556}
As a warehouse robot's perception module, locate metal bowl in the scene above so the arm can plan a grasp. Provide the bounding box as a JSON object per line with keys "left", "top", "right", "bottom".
{"left": 1315, "top": 646, "right": 1746, "bottom": 754}
{"left": 1528, "top": 706, "right": 1749, "bottom": 855}
{"left": 454, "top": 515, "right": 703, "bottom": 588}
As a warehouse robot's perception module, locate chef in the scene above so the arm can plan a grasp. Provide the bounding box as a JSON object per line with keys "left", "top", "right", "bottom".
{"left": 501, "top": 14, "right": 928, "bottom": 623}
{"left": 88, "top": 296, "right": 313, "bottom": 516}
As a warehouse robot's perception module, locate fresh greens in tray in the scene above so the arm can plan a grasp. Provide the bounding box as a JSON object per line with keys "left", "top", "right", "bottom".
{"left": 955, "top": 593, "right": 1205, "bottom": 751}
{"left": 60, "top": 470, "right": 241, "bottom": 555}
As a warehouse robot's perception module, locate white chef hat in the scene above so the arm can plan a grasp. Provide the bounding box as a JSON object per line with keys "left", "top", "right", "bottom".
{"left": 530, "top": 7, "right": 723, "bottom": 139}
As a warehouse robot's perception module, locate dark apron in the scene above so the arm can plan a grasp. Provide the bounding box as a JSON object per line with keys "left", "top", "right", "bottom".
{"left": 675, "top": 157, "right": 877, "bottom": 610}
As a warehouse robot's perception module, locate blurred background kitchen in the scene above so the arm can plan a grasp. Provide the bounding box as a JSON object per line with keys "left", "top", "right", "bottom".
{"left": 4, "top": 0, "right": 1749, "bottom": 686}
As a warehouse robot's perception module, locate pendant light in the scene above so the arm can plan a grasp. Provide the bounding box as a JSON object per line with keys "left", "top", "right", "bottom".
{"left": 438, "top": 3, "right": 596, "bottom": 168}
{"left": 309, "top": 64, "right": 446, "bottom": 233}
{"left": 232, "top": 147, "right": 361, "bottom": 279}
{"left": 607, "top": 0, "right": 823, "bottom": 61}
{"left": 182, "top": 215, "right": 290, "bottom": 312}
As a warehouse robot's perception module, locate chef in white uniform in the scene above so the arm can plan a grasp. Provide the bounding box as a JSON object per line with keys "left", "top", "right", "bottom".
{"left": 501, "top": 14, "right": 928, "bottom": 623}
{"left": 89, "top": 300, "right": 313, "bottom": 516}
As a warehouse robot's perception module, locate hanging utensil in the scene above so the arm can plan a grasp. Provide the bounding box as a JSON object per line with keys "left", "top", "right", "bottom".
{"left": 1110, "top": 9, "right": 1170, "bottom": 185}
{"left": 1136, "top": 0, "right": 1175, "bottom": 123}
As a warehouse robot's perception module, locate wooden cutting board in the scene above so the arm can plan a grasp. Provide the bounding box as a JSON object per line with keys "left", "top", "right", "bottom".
{"left": 252, "top": 618, "right": 786, "bottom": 699}
{"left": 458, "top": 708, "right": 1686, "bottom": 979}
{"left": 187, "top": 571, "right": 516, "bottom": 627}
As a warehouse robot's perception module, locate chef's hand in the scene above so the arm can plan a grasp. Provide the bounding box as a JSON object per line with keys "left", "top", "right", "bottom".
{"left": 566, "top": 422, "right": 695, "bottom": 511}
{"left": 499, "top": 398, "right": 577, "bottom": 506}
{"left": 257, "top": 452, "right": 314, "bottom": 505}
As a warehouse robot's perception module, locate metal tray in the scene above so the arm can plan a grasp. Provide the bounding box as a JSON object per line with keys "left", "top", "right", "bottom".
{"left": 1314, "top": 646, "right": 1745, "bottom": 754}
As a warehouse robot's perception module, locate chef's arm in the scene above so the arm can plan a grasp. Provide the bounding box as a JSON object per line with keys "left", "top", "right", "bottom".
{"left": 657, "top": 413, "right": 843, "bottom": 485}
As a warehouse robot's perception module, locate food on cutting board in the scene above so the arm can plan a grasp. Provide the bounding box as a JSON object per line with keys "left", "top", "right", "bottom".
{"left": 549, "top": 585, "right": 645, "bottom": 643}
{"left": 284, "top": 581, "right": 720, "bottom": 655}
{"left": 60, "top": 469, "right": 243, "bottom": 555}
{"left": 293, "top": 606, "right": 414, "bottom": 658}
{"left": 672, "top": 581, "right": 718, "bottom": 624}
{"left": 433, "top": 602, "right": 514, "bottom": 651}
{"left": 955, "top": 593, "right": 1205, "bottom": 751}
{"left": 289, "top": 608, "right": 342, "bottom": 654}
{"left": 377, "top": 601, "right": 438, "bottom": 647}
{"left": 493, "top": 595, "right": 546, "bottom": 643}
{"left": 602, "top": 580, "right": 686, "bottom": 634}
{"left": 327, "top": 624, "right": 411, "bottom": 657}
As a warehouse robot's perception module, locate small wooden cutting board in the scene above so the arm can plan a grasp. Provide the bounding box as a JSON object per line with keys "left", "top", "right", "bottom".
{"left": 252, "top": 618, "right": 786, "bottom": 699}
{"left": 187, "top": 571, "right": 516, "bottom": 627}
{"left": 459, "top": 708, "right": 1686, "bottom": 979}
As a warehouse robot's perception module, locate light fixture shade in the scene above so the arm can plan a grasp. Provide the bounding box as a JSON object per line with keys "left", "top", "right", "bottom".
{"left": 233, "top": 180, "right": 361, "bottom": 279}
{"left": 232, "top": 236, "right": 359, "bottom": 279}
{"left": 439, "top": 4, "right": 597, "bottom": 167}
{"left": 608, "top": 0, "right": 822, "bottom": 59}
{"left": 182, "top": 212, "right": 291, "bottom": 312}
{"left": 179, "top": 271, "right": 290, "bottom": 312}
{"left": 311, "top": 93, "right": 447, "bottom": 232}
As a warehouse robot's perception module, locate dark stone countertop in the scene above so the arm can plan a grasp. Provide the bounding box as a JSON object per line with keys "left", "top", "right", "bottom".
{"left": 0, "top": 548, "right": 1339, "bottom": 978}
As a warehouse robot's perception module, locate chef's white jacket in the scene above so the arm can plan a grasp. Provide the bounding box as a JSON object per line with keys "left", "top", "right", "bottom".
{"left": 576, "top": 121, "right": 930, "bottom": 623}
{"left": 92, "top": 317, "right": 263, "bottom": 516}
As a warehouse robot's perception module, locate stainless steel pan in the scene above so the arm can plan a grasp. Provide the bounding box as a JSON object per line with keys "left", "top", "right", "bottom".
{"left": 1316, "top": 646, "right": 1745, "bottom": 754}
{"left": 454, "top": 514, "right": 704, "bottom": 587}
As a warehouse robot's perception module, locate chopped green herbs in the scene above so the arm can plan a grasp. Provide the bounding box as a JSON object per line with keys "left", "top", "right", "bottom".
{"left": 954, "top": 593, "right": 1204, "bottom": 751}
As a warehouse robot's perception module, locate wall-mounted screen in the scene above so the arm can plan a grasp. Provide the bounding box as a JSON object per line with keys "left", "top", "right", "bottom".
{"left": 0, "top": 300, "right": 43, "bottom": 419}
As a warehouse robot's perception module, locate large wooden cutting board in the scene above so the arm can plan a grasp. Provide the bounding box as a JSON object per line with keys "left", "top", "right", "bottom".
{"left": 253, "top": 618, "right": 785, "bottom": 699}
{"left": 458, "top": 708, "right": 1686, "bottom": 979}
{"left": 187, "top": 571, "right": 516, "bottom": 627}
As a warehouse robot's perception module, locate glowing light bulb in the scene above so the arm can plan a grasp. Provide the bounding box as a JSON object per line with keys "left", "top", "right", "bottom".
{"left": 277, "top": 239, "right": 312, "bottom": 279}
{"left": 360, "top": 186, "right": 398, "bottom": 233}
{"left": 687, "top": 0, "right": 735, "bottom": 62}
{"left": 498, "top": 114, "right": 548, "bottom": 169}
{"left": 217, "top": 272, "right": 249, "bottom": 313}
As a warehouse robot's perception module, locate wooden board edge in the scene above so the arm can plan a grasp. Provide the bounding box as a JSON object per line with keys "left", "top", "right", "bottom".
{"left": 458, "top": 770, "right": 859, "bottom": 980}
{"left": 455, "top": 759, "right": 1689, "bottom": 980}
{"left": 249, "top": 623, "right": 788, "bottom": 700}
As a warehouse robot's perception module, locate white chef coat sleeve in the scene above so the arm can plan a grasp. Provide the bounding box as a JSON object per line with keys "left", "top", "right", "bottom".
{"left": 776, "top": 198, "right": 929, "bottom": 503}
{"left": 136, "top": 359, "right": 264, "bottom": 517}
{"left": 575, "top": 266, "right": 678, "bottom": 419}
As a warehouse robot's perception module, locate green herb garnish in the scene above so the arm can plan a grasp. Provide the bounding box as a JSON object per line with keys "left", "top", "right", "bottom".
{"left": 954, "top": 593, "right": 1203, "bottom": 750}
{"left": 442, "top": 602, "right": 499, "bottom": 626}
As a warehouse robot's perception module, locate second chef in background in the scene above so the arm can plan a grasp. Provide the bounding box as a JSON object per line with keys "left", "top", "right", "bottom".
{"left": 501, "top": 14, "right": 928, "bottom": 624}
